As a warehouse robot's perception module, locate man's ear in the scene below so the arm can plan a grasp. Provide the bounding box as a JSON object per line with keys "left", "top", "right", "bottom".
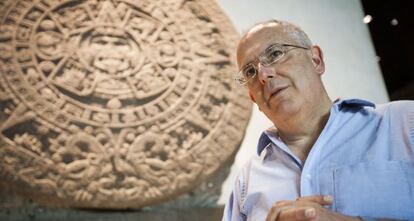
{"left": 248, "top": 90, "right": 256, "bottom": 103}
{"left": 310, "top": 45, "right": 325, "bottom": 75}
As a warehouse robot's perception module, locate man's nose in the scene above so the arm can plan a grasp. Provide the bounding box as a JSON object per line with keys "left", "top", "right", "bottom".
{"left": 257, "top": 63, "right": 275, "bottom": 85}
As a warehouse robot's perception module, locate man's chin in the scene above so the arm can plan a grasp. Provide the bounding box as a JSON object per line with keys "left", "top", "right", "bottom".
{"left": 266, "top": 99, "right": 298, "bottom": 115}
{"left": 266, "top": 94, "right": 286, "bottom": 109}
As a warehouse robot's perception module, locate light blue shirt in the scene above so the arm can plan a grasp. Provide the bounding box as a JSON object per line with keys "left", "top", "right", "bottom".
{"left": 223, "top": 99, "right": 414, "bottom": 221}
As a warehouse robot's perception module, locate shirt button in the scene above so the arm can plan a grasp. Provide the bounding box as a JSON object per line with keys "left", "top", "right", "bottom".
{"left": 304, "top": 174, "right": 312, "bottom": 180}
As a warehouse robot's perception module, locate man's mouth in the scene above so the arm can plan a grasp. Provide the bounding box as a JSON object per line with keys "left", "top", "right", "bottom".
{"left": 265, "top": 86, "right": 288, "bottom": 106}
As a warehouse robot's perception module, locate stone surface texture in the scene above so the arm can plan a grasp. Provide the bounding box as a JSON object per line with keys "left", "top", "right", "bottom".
{"left": 0, "top": 0, "right": 251, "bottom": 208}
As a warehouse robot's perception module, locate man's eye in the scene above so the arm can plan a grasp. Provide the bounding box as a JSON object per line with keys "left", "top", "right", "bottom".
{"left": 243, "top": 66, "right": 257, "bottom": 78}
{"left": 267, "top": 49, "right": 283, "bottom": 61}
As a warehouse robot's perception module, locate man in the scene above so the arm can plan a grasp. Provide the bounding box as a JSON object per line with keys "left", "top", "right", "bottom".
{"left": 223, "top": 20, "right": 414, "bottom": 221}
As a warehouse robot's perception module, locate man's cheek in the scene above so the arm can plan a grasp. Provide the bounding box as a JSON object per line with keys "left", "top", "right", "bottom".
{"left": 248, "top": 90, "right": 256, "bottom": 103}
{"left": 248, "top": 86, "right": 266, "bottom": 105}
{"left": 256, "top": 90, "right": 266, "bottom": 104}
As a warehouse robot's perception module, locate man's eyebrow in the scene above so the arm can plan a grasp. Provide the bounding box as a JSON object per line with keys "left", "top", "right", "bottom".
{"left": 239, "top": 41, "right": 278, "bottom": 69}
{"left": 240, "top": 58, "right": 258, "bottom": 70}
{"left": 247, "top": 43, "right": 277, "bottom": 61}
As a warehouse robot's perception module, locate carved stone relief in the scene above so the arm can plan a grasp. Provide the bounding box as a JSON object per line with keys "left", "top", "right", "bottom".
{"left": 0, "top": 0, "right": 251, "bottom": 208}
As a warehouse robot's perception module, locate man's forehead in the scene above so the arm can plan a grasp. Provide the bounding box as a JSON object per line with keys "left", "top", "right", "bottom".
{"left": 244, "top": 23, "right": 285, "bottom": 42}
{"left": 246, "top": 22, "right": 281, "bottom": 35}
{"left": 237, "top": 24, "right": 289, "bottom": 66}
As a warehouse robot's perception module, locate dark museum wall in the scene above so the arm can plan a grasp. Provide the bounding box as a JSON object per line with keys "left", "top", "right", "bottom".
{"left": 361, "top": 0, "right": 414, "bottom": 100}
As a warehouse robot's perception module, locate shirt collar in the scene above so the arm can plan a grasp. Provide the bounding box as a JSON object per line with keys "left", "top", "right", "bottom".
{"left": 257, "top": 131, "right": 271, "bottom": 156}
{"left": 334, "top": 98, "right": 375, "bottom": 110}
{"left": 256, "top": 98, "right": 375, "bottom": 156}
{"left": 257, "top": 127, "right": 278, "bottom": 156}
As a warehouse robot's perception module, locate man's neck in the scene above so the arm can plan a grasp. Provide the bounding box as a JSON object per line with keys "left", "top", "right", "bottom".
{"left": 275, "top": 97, "right": 332, "bottom": 163}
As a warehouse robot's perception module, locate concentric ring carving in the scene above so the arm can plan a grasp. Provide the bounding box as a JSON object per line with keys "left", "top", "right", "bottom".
{"left": 0, "top": 0, "right": 251, "bottom": 208}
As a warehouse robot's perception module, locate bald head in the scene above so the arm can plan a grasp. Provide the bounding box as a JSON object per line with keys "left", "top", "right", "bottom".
{"left": 245, "top": 20, "right": 311, "bottom": 46}
{"left": 237, "top": 20, "right": 312, "bottom": 68}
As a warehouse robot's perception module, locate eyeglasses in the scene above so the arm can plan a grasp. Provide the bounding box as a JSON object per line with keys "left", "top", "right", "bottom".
{"left": 234, "top": 43, "right": 310, "bottom": 85}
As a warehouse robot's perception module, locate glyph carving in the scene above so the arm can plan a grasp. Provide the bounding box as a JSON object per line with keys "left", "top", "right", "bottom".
{"left": 0, "top": 0, "right": 251, "bottom": 208}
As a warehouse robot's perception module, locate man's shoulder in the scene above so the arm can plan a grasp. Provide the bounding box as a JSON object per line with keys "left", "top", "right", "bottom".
{"left": 376, "top": 100, "right": 414, "bottom": 128}
{"left": 231, "top": 156, "right": 261, "bottom": 212}
{"left": 375, "top": 100, "right": 414, "bottom": 113}
{"left": 234, "top": 155, "right": 264, "bottom": 190}
{"left": 337, "top": 98, "right": 414, "bottom": 116}
{"left": 238, "top": 155, "right": 262, "bottom": 175}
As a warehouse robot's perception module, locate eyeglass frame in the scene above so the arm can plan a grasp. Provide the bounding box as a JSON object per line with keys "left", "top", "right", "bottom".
{"left": 234, "top": 43, "right": 311, "bottom": 85}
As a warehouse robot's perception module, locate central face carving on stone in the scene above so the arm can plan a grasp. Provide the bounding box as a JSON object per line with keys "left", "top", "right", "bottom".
{"left": 85, "top": 29, "right": 135, "bottom": 73}
{"left": 0, "top": 0, "right": 252, "bottom": 208}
